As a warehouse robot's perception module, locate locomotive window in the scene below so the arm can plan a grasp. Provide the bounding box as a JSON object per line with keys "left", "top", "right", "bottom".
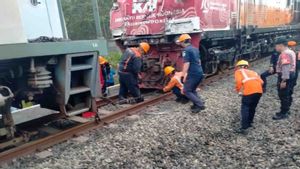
{"left": 287, "top": 0, "right": 291, "bottom": 6}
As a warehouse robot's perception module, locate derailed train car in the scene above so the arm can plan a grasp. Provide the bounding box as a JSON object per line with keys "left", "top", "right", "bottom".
{"left": 0, "top": 0, "right": 106, "bottom": 148}
{"left": 110, "top": 0, "right": 300, "bottom": 89}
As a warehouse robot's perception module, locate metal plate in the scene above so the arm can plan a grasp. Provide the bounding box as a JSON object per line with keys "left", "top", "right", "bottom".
{"left": 0, "top": 39, "right": 108, "bottom": 60}
{"left": 10, "top": 105, "right": 59, "bottom": 125}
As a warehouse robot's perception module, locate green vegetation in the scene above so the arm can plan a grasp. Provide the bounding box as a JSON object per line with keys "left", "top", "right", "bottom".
{"left": 61, "top": 0, "right": 121, "bottom": 67}
{"left": 107, "top": 51, "right": 122, "bottom": 69}
{"left": 61, "top": 0, "right": 113, "bottom": 40}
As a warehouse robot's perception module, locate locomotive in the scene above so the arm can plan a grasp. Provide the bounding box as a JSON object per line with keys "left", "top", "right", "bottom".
{"left": 110, "top": 0, "right": 300, "bottom": 89}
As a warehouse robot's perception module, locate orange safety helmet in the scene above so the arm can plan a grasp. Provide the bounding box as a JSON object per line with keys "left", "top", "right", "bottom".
{"left": 164, "top": 66, "right": 175, "bottom": 76}
{"left": 139, "top": 42, "right": 150, "bottom": 53}
{"left": 288, "top": 41, "right": 297, "bottom": 47}
{"left": 176, "top": 34, "right": 191, "bottom": 43}
{"left": 98, "top": 56, "right": 107, "bottom": 65}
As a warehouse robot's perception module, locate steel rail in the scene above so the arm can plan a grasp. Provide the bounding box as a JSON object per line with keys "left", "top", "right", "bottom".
{"left": 0, "top": 66, "right": 236, "bottom": 164}
{"left": 0, "top": 92, "right": 173, "bottom": 164}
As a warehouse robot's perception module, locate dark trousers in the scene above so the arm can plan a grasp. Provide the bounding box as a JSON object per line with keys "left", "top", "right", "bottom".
{"left": 261, "top": 70, "right": 275, "bottom": 91}
{"left": 106, "top": 82, "right": 115, "bottom": 87}
{"left": 172, "top": 87, "right": 188, "bottom": 99}
{"left": 183, "top": 75, "right": 204, "bottom": 107}
{"left": 118, "top": 72, "right": 141, "bottom": 99}
{"left": 241, "top": 93, "right": 262, "bottom": 129}
{"left": 278, "top": 73, "right": 295, "bottom": 114}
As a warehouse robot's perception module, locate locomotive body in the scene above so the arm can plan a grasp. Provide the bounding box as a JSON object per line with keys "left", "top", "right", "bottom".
{"left": 110, "top": 0, "right": 300, "bottom": 89}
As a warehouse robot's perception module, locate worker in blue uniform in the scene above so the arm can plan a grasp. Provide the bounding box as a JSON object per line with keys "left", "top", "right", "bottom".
{"left": 260, "top": 51, "right": 279, "bottom": 92}
{"left": 176, "top": 34, "right": 205, "bottom": 113}
{"left": 118, "top": 42, "right": 150, "bottom": 104}
{"left": 273, "top": 38, "right": 296, "bottom": 120}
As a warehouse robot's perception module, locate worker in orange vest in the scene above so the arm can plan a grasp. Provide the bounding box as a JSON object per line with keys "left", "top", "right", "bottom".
{"left": 234, "top": 60, "right": 263, "bottom": 134}
{"left": 118, "top": 42, "right": 150, "bottom": 104}
{"left": 163, "top": 66, "right": 189, "bottom": 104}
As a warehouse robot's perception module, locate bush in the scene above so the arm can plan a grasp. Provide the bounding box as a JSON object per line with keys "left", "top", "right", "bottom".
{"left": 107, "top": 51, "right": 122, "bottom": 69}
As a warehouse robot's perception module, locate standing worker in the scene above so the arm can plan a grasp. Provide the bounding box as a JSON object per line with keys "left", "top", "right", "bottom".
{"left": 273, "top": 38, "right": 296, "bottom": 120}
{"left": 288, "top": 41, "right": 299, "bottom": 87}
{"left": 260, "top": 51, "right": 279, "bottom": 92}
{"left": 234, "top": 60, "right": 263, "bottom": 134}
{"left": 118, "top": 42, "right": 150, "bottom": 104}
{"left": 176, "top": 34, "right": 205, "bottom": 113}
{"left": 163, "top": 66, "right": 189, "bottom": 104}
{"left": 99, "top": 56, "right": 110, "bottom": 96}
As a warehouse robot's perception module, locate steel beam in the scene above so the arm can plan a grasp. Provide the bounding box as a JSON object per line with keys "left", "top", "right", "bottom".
{"left": 0, "top": 40, "right": 108, "bottom": 60}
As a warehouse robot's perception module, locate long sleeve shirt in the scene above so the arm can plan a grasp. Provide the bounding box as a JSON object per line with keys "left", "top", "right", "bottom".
{"left": 276, "top": 48, "right": 296, "bottom": 80}
{"left": 163, "top": 72, "right": 184, "bottom": 92}
{"left": 270, "top": 52, "right": 279, "bottom": 69}
{"left": 118, "top": 48, "right": 142, "bottom": 76}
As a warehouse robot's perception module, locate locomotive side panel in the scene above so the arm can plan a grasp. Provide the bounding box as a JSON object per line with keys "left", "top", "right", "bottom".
{"left": 110, "top": 0, "right": 238, "bottom": 37}
{"left": 198, "top": 0, "right": 237, "bottom": 31}
{"left": 240, "top": 0, "right": 294, "bottom": 28}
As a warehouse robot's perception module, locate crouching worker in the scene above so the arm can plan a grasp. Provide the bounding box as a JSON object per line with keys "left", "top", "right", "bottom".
{"left": 118, "top": 42, "right": 150, "bottom": 104}
{"left": 163, "top": 66, "right": 189, "bottom": 104}
{"left": 235, "top": 60, "right": 263, "bottom": 134}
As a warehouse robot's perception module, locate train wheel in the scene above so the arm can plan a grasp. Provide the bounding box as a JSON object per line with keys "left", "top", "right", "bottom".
{"left": 250, "top": 51, "right": 260, "bottom": 61}
{"left": 200, "top": 45, "right": 218, "bottom": 76}
{"left": 218, "top": 62, "right": 230, "bottom": 73}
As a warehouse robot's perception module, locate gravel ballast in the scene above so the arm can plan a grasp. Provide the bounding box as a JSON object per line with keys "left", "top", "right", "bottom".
{"left": 2, "top": 57, "right": 300, "bottom": 169}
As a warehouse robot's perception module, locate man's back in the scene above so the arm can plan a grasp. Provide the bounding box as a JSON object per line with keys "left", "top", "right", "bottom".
{"left": 183, "top": 45, "right": 203, "bottom": 76}
{"left": 118, "top": 48, "right": 142, "bottom": 75}
{"left": 235, "top": 69, "right": 263, "bottom": 96}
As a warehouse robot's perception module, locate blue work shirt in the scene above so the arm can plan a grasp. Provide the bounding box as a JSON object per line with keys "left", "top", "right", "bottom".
{"left": 183, "top": 45, "right": 203, "bottom": 76}
{"left": 270, "top": 51, "right": 279, "bottom": 68}
{"left": 107, "top": 68, "right": 116, "bottom": 84}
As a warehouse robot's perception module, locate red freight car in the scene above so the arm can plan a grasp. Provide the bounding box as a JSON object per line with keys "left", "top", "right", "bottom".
{"left": 110, "top": 0, "right": 300, "bottom": 89}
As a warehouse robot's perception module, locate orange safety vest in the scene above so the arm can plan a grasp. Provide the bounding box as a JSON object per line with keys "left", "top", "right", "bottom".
{"left": 163, "top": 72, "right": 184, "bottom": 92}
{"left": 234, "top": 68, "right": 263, "bottom": 96}
{"left": 123, "top": 48, "right": 142, "bottom": 71}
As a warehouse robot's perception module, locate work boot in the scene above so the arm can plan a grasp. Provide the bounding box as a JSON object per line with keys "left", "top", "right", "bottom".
{"left": 134, "top": 97, "right": 144, "bottom": 104}
{"left": 191, "top": 104, "right": 197, "bottom": 110}
{"left": 180, "top": 98, "right": 189, "bottom": 104}
{"left": 175, "top": 97, "right": 182, "bottom": 102}
{"left": 191, "top": 106, "right": 206, "bottom": 114}
{"left": 235, "top": 128, "right": 249, "bottom": 135}
{"left": 118, "top": 99, "right": 128, "bottom": 105}
{"left": 272, "top": 112, "right": 289, "bottom": 120}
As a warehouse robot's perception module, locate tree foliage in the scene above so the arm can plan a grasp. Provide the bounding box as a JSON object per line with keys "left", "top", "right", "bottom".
{"left": 61, "top": 0, "right": 113, "bottom": 40}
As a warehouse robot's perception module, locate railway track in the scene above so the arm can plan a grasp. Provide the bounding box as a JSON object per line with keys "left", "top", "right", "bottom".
{"left": 0, "top": 66, "right": 237, "bottom": 164}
